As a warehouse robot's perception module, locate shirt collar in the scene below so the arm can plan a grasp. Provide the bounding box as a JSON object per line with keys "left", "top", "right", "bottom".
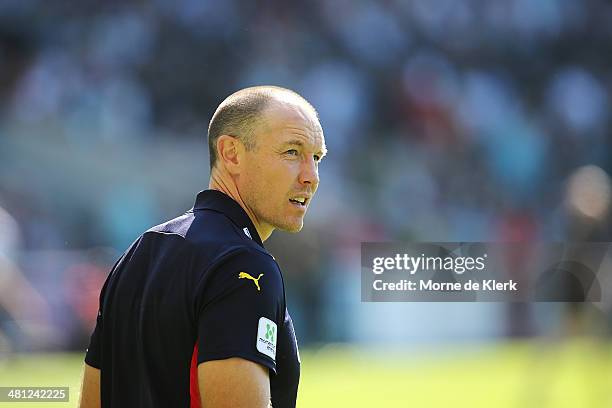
{"left": 192, "top": 189, "right": 264, "bottom": 248}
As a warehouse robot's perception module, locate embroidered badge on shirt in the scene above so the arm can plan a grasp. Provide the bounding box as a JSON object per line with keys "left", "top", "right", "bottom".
{"left": 256, "top": 317, "right": 277, "bottom": 360}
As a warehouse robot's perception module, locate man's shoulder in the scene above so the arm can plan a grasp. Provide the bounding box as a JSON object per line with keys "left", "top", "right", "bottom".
{"left": 143, "top": 209, "right": 269, "bottom": 260}
{"left": 146, "top": 211, "right": 195, "bottom": 238}
{"left": 204, "top": 245, "right": 284, "bottom": 305}
{"left": 144, "top": 208, "right": 236, "bottom": 240}
{"left": 216, "top": 245, "right": 277, "bottom": 270}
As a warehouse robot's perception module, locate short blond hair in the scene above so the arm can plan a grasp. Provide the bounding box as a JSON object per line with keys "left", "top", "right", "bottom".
{"left": 207, "top": 86, "right": 317, "bottom": 169}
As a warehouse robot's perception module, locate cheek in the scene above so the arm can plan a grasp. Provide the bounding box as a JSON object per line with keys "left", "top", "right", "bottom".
{"left": 248, "top": 164, "right": 280, "bottom": 200}
{"left": 246, "top": 158, "right": 297, "bottom": 203}
{"left": 264, "top": 161, "right": 296, "bottom": 186}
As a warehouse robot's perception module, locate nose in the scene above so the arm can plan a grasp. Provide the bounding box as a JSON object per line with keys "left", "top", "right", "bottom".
{"left": 298, "top": 156, "right": 319, "bottom": 187}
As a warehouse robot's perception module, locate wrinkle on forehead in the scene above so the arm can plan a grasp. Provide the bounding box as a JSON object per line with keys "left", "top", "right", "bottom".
{"left": 283, "top": 125, "right": 326, "bottom": 153}
{"left": 258, "top": 100, "right": 325, "bottom": 150}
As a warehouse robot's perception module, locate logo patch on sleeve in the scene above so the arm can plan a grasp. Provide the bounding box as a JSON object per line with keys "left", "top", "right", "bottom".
{"left": 256, "top": 317, "right": 277, "bottom": 360}
{"left": 238, "top": 272, "right": 264, "bottom": 291}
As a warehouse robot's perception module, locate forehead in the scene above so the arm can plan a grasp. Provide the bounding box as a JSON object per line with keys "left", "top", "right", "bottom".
{"left": 258, "top": 102, "right": 325, "bottom": 150}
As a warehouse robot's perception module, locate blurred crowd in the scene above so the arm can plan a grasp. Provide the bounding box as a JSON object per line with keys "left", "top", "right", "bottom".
{"left": 0, "top": 0, "right": 611, "bottom": 353}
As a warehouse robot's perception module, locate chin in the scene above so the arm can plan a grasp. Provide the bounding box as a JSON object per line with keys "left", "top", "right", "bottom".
{"left": 275, "top": 219, "right": 304, "bottom": 233}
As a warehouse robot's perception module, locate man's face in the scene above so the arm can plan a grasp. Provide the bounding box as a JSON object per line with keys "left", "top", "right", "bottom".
{"left": 239, "top": 102, "right": 326, "bottom": 233}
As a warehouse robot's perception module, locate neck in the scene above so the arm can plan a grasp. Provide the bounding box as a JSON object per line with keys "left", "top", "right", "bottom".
{"left": 208, "top": 170, "right": 274, "bottom": 242}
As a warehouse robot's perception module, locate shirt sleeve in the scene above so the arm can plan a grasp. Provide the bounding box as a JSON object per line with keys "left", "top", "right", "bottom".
{"left": 85, "top": 273, "right": 111, "bottom": 369}
{"left": 197, "top": 248, "right": 285, "bottom": 373}
{"left": 84, "top": 312, "right": 102, "bottom": 368}
{"left": 84, "top": 237, "right": 140, "bottom": 368}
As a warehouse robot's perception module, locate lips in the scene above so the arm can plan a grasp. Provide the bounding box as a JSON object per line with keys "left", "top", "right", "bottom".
{"left": 289, "top": 195, "right": 310, "bottom": 207}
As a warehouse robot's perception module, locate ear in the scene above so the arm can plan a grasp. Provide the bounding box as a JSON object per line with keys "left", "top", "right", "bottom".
{"left": 216, "top": 135, "right": 244, "bottom": 175}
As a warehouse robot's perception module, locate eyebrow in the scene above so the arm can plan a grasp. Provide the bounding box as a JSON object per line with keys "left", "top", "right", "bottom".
{"left": 283, "top": 139, "right": 327, "bottom": 158}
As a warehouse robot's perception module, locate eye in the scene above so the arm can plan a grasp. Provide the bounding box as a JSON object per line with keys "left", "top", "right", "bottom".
{"left": 313, "top": 154, "right": 321, "bottom": 162}
{"left": 286, "top": 149, "right": 299, "bottom": 156}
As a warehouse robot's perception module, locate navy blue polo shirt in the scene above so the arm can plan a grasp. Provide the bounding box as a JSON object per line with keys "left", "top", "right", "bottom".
{"left": 85, "top": 190, "right": 300, "bottom": 408}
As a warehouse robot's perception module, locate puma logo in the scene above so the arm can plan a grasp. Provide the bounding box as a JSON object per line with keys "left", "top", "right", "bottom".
{"left": 238, "top": 272, "right": 264, "bottom": 291}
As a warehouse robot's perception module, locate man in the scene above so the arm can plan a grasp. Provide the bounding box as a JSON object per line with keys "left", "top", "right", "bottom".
{"left": 79, "top": 86, "right": 326, "bottom": 408}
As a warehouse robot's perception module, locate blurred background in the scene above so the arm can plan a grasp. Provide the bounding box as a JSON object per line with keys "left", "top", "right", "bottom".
{"left": 0, "top": 0, "right": 611, "bottom": 406}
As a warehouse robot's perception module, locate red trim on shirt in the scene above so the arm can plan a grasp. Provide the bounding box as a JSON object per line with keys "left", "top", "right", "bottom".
{"left": 190, "top": 343, "right": 201, "bottom": 408}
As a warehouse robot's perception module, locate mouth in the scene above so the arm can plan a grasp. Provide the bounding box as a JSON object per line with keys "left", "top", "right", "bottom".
{"left": 289, "top": 196, "right": 309, "bottom": 208}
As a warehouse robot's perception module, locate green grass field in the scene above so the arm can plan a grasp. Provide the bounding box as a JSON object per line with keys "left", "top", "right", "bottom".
{"left": 0, "top": 340, "right": 610, "bottom": 407}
